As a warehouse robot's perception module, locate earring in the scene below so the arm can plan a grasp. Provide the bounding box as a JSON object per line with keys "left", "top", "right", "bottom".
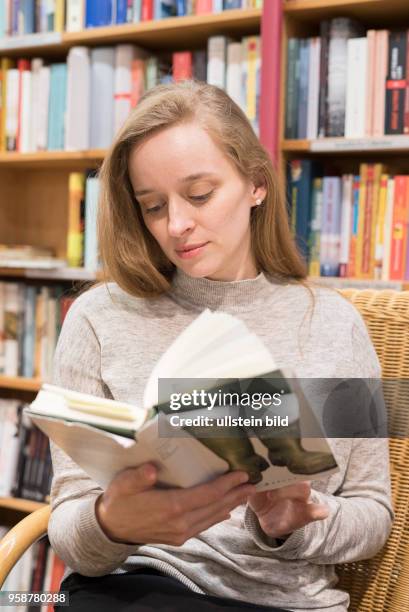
{"left": 255, "top": 198, "right": 263, "bottom": 206}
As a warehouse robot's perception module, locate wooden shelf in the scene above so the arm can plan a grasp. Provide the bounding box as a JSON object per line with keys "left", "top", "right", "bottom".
{"left": 0, "top": 149, "right": 106, "bottom": 169}
{"left": 282, "top": 136, "right": 409, "bottom": 155}
{"left": 284, "top": 0, "right": 409, "bottom": 24}
{"left": 0, "top": 9, "right": 261, "bottom": 57}
{"left": 310, "top": 277, "right": 409, "bottom": 291}
{"left": 0, "top": 497, "right": 46, "bottom": 513}
{"left": 0, "top": 376, "right": 42, "bottom": 392}
{"left": 0, "top": 266, "right": 98, "bottom": 281}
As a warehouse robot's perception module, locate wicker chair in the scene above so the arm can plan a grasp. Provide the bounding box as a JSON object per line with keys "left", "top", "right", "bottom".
{"left": 1, "top": 288, "right": 409, "bottom": 611}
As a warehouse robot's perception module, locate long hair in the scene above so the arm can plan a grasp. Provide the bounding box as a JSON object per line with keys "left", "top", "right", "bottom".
{"left": 98, "top": 80, "right": 321, "bottom": 309}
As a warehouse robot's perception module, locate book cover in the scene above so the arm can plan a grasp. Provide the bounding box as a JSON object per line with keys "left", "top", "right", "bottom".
{"left": 27, "top": 310, "right": 338, "bottom": 491}
{"left": 385, "top": 31, "right": 407, "bottom": 134}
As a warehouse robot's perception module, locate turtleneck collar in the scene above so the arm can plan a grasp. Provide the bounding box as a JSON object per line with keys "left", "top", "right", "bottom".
{"left": 168, "top": 268, "right": 286, "bottom": 313}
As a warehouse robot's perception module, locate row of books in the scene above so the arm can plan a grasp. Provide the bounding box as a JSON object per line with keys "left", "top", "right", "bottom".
{"left": 288, "top": 161, "right": 409, "bottom": 281}
{"left": 0, "top": 401, "right": 52, "bottom": 501}
{"left": 0, "top": 531, "right": 65, "bottom": 612}
{"left": 285, "top": 18, "right": 409, "bottom": 139}
{"left": 0, "top": 283, "right": 75, "bottom": 379}
{"left": 0, "top": 34, "right": 260, "bottom": 152}
{"left": 0, "top": 1, "right": 262, "bottom": 37}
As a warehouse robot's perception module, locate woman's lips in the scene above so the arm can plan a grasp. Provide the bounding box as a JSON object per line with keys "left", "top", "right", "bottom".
{"left": 176, "top": 242, "right": 209, "bottom": 259}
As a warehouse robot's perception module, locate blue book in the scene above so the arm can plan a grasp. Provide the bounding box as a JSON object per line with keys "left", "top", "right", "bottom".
{"left": 288, "top": 160, "right": 320, "bottom": 264}
{"left": 11, "top": 0, "right": 19, "bottom": 35}
{"left": 223, "top": 0, "right": 241, "bottom": 9}
{"left": 132, "top": 0, "right": 142, "bottom": 21}
{"left": 22, "top": 286, "right": 37, "bottom": 378}
{"left": 84, "top": 176, "right": 101, "bottom": 271}
{"left": 86, "top": 0, "right": 112, "bottom": 27}
{"left": 297, "top": 39, "right": 310, "bottom": 139}
{"left": 47, "top": 63, "right": 67, "bottom": 150}
{"left": 20, "top": 0, "right": 35, "bottom": 34}
{"left": 320, "top": 177, "right": 342, "bottom": 277}
{"left": 116, "top": 0, "right": 128, "bottom": 23}
{"left": 176, "top": 0, "right": 186, "bottom": 16}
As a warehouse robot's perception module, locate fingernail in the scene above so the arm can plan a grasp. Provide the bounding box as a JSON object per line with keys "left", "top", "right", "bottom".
{"left": 143, "top": 465, "right": 156, "bottom": 479}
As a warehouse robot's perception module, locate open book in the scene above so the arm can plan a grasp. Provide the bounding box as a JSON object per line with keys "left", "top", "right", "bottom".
{"left": 26, "top": 309, "right": 338, "bottom": 492}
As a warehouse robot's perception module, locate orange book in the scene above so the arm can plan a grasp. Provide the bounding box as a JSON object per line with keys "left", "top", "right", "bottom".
{"left": 347, "top": 175, "right": 360, "bottom": 278}
{"left": 355, "top": 164, "right": 368, "bottom": 277}
{"left": 389, "top": 176, "right": 409, "bottom": 280}
{"left": 46, "top": 553, "right": 66, "bottom": 612}
{"left": 172, "top": 52, "right": 193, "bottom": 82}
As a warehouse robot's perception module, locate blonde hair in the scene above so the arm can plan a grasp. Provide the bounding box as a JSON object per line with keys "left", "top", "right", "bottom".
{"left": 98, "top": 80, "right": 323, "bottom": 306}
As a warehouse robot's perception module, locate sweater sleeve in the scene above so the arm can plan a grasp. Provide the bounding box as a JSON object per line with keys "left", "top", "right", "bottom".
{"left": 244, "top": 306, "right": 394, "bottom": 564}
{"left": 47, "top": 297, "right": 138, "bottom": 577}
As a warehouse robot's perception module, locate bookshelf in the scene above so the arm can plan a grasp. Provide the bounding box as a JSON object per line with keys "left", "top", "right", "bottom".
{"left": 0, "top": 6, "right": 264, "bottom": 523}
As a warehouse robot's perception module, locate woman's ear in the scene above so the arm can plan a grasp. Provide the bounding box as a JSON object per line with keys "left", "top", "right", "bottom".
{"left": 250, "top": 180, "right": 267, "bottom": 208}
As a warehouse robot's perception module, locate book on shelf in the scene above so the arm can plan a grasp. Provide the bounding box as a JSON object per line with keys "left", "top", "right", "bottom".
{"left": 26, "top": 309, "right": 338, "bottom": 492}
{"left": 0, "top": 528, "right": 66, "bottom": 612}
{"left": 0, "top": 245, "right": 66, "bottom": 269}
{"left": 0, "top": 33, "right": 261, "bottom": 153}
{"left": 0, "top": 400, "right": 52, "bottom": 502}
{"left": 285, "top": 17, "right": 409, "bottom": 140}
{"left": 0, "top": 281, "right": 75, "bottom": 379}
{"left": 0, "top": 0, "right": 260, "bottom": 39}
{"left": 287, "top": 161, "right": 409, "bottom": 281}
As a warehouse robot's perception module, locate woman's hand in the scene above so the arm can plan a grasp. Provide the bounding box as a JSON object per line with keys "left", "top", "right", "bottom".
{"left": 247, "top": 481, "right": 330, "bottom": 540}
{"left": 95, "top": 463, "right": 256, "bottom": 546}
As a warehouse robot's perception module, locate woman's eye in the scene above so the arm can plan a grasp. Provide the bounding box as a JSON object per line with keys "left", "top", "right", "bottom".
{"left": 189, "top": 191, "right": 214, "bottom": 202}
{"left": 145, "top": 203, "right": 164, "bottom": 214}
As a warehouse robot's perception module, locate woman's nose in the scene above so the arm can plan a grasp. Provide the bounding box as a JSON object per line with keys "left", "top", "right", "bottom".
{"left": 167, "top": 199, "right": 195, "bottom": 237}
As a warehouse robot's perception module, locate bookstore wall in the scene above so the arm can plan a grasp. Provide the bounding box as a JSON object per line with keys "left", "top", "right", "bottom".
{"left": 0, "top": 0, "right": 408, "bottom": 605}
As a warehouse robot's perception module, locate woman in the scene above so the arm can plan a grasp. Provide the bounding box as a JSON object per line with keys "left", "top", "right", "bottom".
{"left": 51, "top": 81, "right": 393, "bottom": 612}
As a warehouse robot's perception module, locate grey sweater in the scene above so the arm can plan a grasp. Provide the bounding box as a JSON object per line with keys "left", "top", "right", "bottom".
{"left": 49, "top": 270, "right": 393, "bottom": 612}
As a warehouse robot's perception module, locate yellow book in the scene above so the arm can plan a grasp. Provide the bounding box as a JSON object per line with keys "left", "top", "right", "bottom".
{"left": 0, "top": 59, "right": 14, "bottom": 152}
{"left": 242, "top": 35, "right": 260, "bottom": 132}
{"left": 67, "top": 172, "right": 85, "bottom": 267}
{"left": 366, "top": 163, "right": 384, "bottom": 279}
{"left": 355, "top": 164, "right": 367, "bottom": 278}
{"left": 374, "top": 173, "right": 389, "bottom": 280}
{"left": 54, "top": 0, "right": 66, "bottom": 32}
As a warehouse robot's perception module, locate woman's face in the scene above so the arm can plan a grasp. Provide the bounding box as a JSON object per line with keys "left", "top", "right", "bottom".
{"left": 128, "top": 122, "right": 266, "bottom": 281}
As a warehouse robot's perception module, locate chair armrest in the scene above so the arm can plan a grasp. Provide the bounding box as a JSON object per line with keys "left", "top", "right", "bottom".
{"left": 0, "top": 505, "right": 51, "bottom": 588}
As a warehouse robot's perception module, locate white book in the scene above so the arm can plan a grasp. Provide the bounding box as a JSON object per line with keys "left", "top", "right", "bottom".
{"left": 29, "top": 58, "right": 44, "bottom": 152}
{"left": 5, "top": 68, "right": 19, "bottom": 152}
{"left": 114, "top": 44, "right": 135, "bottom": 135}
{"left": 307, "top": 37, "right": 321, "bottom": 140}
{"left": 66, "top": 0, "right": 85, "bottom": 31}
{"left": 90, "top": 47, "right": 115, "bottom": 149}
{"left": 381, "top": 178, "right": 395, "bottom": 281}
{"left": 26, "top": 310, "right": 338, "bottom": 493}
{"left": 19, "top": 69, "right": 32, "bottom": 153}
{"left": 207, "top": 36, "right": 228, "bottom": 89}
{"left": 65, "top": 46, "right": 91, "bottom": 151}
{"left": 226, "top": 42, "right": 243, "bottom": 109}
{"left": 344, "top": 38, "right": 367, "bottom": 138}
{"left": 37, "top": 65, "right": 51, "bottom": 151}
{"left": 84, "top": 176, "right": 100, "bottom": 271}
{"left": 339, "top": 174, "right": 354, "bottom": 272}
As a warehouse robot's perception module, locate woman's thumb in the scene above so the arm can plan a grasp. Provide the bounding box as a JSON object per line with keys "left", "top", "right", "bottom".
{"left": 115, "top": 463, "right": 157, "bottom": 495}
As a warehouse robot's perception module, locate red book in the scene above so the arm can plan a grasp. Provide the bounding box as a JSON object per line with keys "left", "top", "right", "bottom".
{"left": 196, "top": 0, "right": 213, "bottom": 14}
{"left": 47, "top": 554, "right": 66, "bottom": 612}
{"left": 16, "top": 58, "right": 30, "bottom": 152}
{"left": 172, "top": 52, "right": 193, "bottom": 82}
{"left": 141, "top": 0, "right": 153, "bottom": 21}
{"left": 130, "top": 59, "right": 145, "bottom": 108}
{"left": 390, "top": 176, "right": 409, "bottom": 279}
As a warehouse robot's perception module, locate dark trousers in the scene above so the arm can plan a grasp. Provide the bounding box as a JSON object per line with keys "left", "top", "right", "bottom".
{"left": 56, "top": 568, "right": 290, "bottom": 611}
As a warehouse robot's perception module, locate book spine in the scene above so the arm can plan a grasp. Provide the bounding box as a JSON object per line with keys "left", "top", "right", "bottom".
{"left": 320, "top": 177, "right": 342, "bottom": 276}
{"left": 405, "top": 30, "right": 409, "bottom": 134}
{"left": 365, "top": 30, "right": 376, "bottom": 137}
{"left": 389, "top": 175, "right": 408, "bottom": 279}
{"left": 373, "top": 30, "right": 389, "bottom": 137}
{"left": 307, "top": 177, "right": 323, "bottom": 277}
{"left": 381, "top": 178, "right": 395, "bottom": 280}
{"left": 141, "top": 0, "right": 153, "bottom": 20}
{"left": 66, "top": 0, "right": 84, "bottom": 32}
{"left": 339, "top": 174, "right": 353, "bottom": 277}
{"left": 306, "top": 37, "right": 320, "bottom": 140}
{"left": 133, "top": 0, "right": 142, "bottom": 20}
{"left": 385, "top": 31, "right": 407, "bottom": 134}
{"left": 285, "top": 38, "right": 299, "bottom": 139}
{"left": 297, "top": 39, "right": 309, "bottom": 140}
{"left": 317, "top": 20, "right": 329, "bottom": 138}
{"left": 374, "top": 173, "right": 389, "bottom": 280}
{"left": 130, "top": 58, "right": 145, "bottom": 107}
{"left": 67, "top": 172, "right": 85, "bottom": 267}
{"left": 172, "top": 51, "right": 193, "bottom": 82}
{"left": 116, "top": 0, "right": 128, "bottom": 23}
{"left": 207, "top": 35, "right": 227, "bottom": 89}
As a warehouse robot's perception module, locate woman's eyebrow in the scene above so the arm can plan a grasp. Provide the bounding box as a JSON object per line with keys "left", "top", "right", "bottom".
{"left": 134, "top": 173, "right": 217, "bottom": 196}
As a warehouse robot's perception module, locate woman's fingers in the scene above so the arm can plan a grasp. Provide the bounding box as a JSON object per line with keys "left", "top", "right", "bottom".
{"left": 258, "top": 499, "right": 330, "bottom": 538}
